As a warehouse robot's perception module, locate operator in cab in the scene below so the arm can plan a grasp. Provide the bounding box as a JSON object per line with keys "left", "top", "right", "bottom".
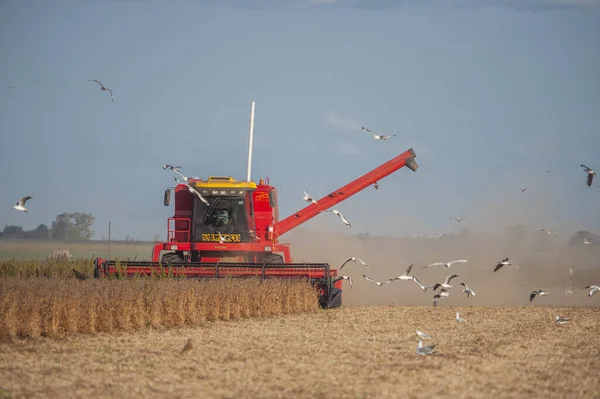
{"left": 208, "top": 209, "right": 235, "bottom": 234}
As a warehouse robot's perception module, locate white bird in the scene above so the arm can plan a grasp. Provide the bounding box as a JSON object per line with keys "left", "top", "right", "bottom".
{"left": 165, "top": 164, "right": 190, "bottom": 182}
{"left": 581, "top": 164, "right": 596, "bottom": 187}
{"left": 173, "top": 177, "right": 210, "bottom": 206}
{"left": 584, "top": 238, "right": 592, "bottom": 244}
{"left": 216, "top": 231, "right": 226, "bottom": 243}
{"left": 13, "top": 196, "right": 32, "bottom": 213}
{"left": 427, "top": 234, "right": 443, "bottom": 239}
{"left": 456, "top": 312, "right": 466, "bottom": 322}
{"left": 332, "top": 275, "right": 353, "bottom": 288}
{"left": 461, "top": 282, "right": 475, "bottom": 298}
{"left": 362, "top": 274, "right": 393, "bottom": 287}
{"left": 555, "top": 315, "right": 570, "bottom": 325}
{"left": 433, "top": 289, "right": 450, "bottom": 307}
{"left": 584, "top": 285, "right": 599, "bottom": 297}
{"left": 425, "top": 259, "right": 469, "bottom": 270}
{"left": 433, "top": 274, "right": 460, "bottom": 290}
{"left": 411, "top": 276, "right": 435, "bottom": 292}
{"left": 409, "top": 233, "right": 423, "bottom": 238}
{"left": 530, "top": 289, "right": 549, "bottom": 302}
{"left": 493, "top": 257, "right": 512, "bottom": 272}
{"left": 302, "top": 190, "right": 318, "bottom": 204}
{"left": 416, "top": 330, "right": 431, "bottom": 340}
{"left": 451, "top": 217, "right": 467, "bottom": 223}
{"left": 361, "top": 126, "right": 396, "bottom": 140}
{"left": 389, "top": 264, "right": 415, "bottom": 282}
{"left": 339, "top": 257, "right": 368, "bottom": 270}
{"left": 416, "top": 340, "right": 436, "bottom": 356}
{"left": 324, "top": 209, "right": 351, "bottom": 227}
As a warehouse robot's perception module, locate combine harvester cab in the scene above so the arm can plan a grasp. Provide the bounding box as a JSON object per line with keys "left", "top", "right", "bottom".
{"left": 93, "top": 103, "right": 418, "bottom": 309}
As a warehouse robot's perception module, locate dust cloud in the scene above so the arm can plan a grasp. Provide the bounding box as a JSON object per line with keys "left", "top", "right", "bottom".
{"left": 286, "top": 226, "right": 600, "bottom": 308}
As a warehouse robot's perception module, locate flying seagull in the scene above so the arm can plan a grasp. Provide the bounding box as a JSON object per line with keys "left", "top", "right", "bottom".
{"left": 389, "top": 264, "right": 415, "bottom": 282}
{"left": 432, "top": 274, "right": 460, "bottom": 290}
{"left": 451, "top": 217, "right": 467, "bottom": 223}
{"left": 362, "top": 274, "right": 393, "bottom": 287}
{"left": 7, "top": 85, "right": 14, "bottom": 90}
{"left": 584, "top": 238, "right": 592, "bottom": 244}
{"left": 88, "top": 79, "right": 114, "bottom": 102}
{"left": 332, "top": 275, "right": 353, "bottom": 288}
{"left": 361, "top": 126, "right": 396, "bottom": 141}
{"left": 456, "top": 312, "right": 466, "bottom": 322}
{"left": 340, "top": 257, "right": 368, "bottom": 270}
{"left": 165, "top": 164, "right": 190, "bottom": 183}
{"left": 412, "top": 276, "right": 435, "bottom": 292}
{"left": 584, "top": 285, "right": 599, "bottom": 297}
{"left": 530, "top": 289, "right": 549, "bottom": 302}
{"left": 427, "top": 234, "right": 443, "bottom": 239}
{"left": 416, "top": 340, "right": 436, "bottom": 356}
{"left": 461, "top": 282, "right": 475, "bottom": 298}
{"left": 324, "top": 209, "right": 351, "bottom": 227}
{"left": 555, "top": 315, "right": 570, "bottom": 325}
{"left": 425, "top": 259, "right": 469, "bottom": 270}
{"left": 520, "top": 188, "right": 527, "bottom": 193}
{"left": 173, "top": 177, "right": 210, "bottom": 206}
{"left": 13, "top": 196, "right": 32, "bottom": 213}
{"left": 416, "top": 330, "right": 431, "bottom": 340}
{"left": 581, "top": 164, "right": 596, "bottom": 187}
{"left": 433, "top": 288, "right": 450, "bottom": 307}
{"left": 302, "top": 190, "right": 318, "bottom": 204}
{"left": 493, "top": 257, "right": 512, "bottom": 272}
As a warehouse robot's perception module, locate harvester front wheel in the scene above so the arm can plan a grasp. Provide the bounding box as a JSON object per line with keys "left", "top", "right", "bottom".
{"left": 161, "top": 252, "right": 184, "bottom": 265}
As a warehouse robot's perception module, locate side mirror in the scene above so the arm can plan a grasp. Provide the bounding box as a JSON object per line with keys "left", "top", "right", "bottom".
{"left": 164, "top": 189, "right": 171, "bottom": 207}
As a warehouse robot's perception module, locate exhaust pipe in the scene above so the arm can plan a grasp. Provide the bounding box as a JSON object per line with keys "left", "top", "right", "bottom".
{"left": 246, "top": 101, "right": 256, "bottom": 182}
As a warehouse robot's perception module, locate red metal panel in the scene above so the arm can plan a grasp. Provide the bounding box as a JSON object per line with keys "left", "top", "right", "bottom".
{"left": 252, "top": 187, "right": 275, "bottom": 242}
{"left": 275, "top": 148, "right": 416, "bottom": 236}
{"left": 173, "top": 184, "right": 193, "bottom": 242}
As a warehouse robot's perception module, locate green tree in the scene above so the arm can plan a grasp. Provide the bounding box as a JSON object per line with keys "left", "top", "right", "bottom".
{"left": 25, "top": 224, "right": 50, "bottom": 240}
{"left": 50, "top": 212, "right": 95, "bottom": 240}
{"left": 2, "top": 225, "right": 24, "bottom": 239}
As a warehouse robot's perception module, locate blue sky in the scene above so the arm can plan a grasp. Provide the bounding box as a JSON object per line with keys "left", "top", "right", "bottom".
{"left": 0, "top": 0, "right": 599, "bottom": 241}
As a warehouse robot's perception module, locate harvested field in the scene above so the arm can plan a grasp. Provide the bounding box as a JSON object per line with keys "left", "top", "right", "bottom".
{"left": 0, "top": 241, "right": 149, "bottom": 261}
{"left": 0, "top": 278, "right": 319, "bottom": 340}
{"left": 1, "top": 306, "right": 599, "bottom": 398}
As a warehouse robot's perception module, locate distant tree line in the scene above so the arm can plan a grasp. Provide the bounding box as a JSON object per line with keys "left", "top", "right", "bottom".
{"left": 0, "top": 212, "right": 95, "bottom": 241}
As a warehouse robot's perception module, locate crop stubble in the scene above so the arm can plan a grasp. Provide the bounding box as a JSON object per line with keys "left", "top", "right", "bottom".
{"left": 1, "top": 306, "right": 599, "bottom": 399}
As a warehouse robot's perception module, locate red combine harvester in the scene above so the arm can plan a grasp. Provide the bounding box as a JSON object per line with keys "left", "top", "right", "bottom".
{"left": 94, "top": 103, "right": 418, "bottom": 308}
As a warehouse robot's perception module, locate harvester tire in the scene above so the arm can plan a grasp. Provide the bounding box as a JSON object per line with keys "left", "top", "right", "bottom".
{"left": 262, "top": 254, "right": 284, "bottom": 264}
{"left": 161, "top": 252, "right": 184, "bottom": 265}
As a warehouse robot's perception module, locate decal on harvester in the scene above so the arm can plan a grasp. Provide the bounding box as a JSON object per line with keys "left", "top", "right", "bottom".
{"left": 201, "top": 233, "right": 241, "bottom": 243}
{"left": 254, "top": 192, "right": 269, "bottom": 202}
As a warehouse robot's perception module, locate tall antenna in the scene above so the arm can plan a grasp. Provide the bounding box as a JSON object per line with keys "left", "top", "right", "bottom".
{"left": 246, "top": 101, "right": 256, "bottom": 182}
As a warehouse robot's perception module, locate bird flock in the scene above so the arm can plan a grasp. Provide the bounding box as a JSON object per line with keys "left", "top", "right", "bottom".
{"left": 332, "top": 248, "right": 598, "bottom": 356}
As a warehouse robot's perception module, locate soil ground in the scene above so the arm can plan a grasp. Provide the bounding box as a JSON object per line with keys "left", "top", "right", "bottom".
{"left": 1, "top": 305, "right": 599, "bottom": 399}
